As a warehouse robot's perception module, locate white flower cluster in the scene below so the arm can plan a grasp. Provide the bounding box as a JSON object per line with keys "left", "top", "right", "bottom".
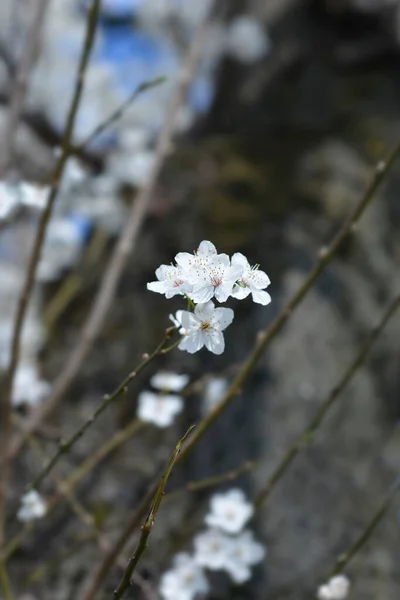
{"left": 17, "top": 490, "right": 47, "bottom": 523}
{"left": 0, "top": 181, "right": 49, "bottom": 221}
{"left": 159, "top": 489, "right": 265, "bottom": 600}
{"left": 317, "top": 575, "right": 350, "bottom": 600}
{"left": 137, "top": 371, "right": 189, "bottom": 428}
{"left": 12, "top": 363, "right": 51, "bottom": 409}
{"left": 147, "top": 241, "right": 271, "bottom": 355}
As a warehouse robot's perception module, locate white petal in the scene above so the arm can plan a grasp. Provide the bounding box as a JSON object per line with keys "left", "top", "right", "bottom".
{"left": 175, "top": 252, "right": 195, "bottom": 270}
{"left": 231, "top": 252, "right": 249, "bottom": 269}
{"left": 151, "top": 372, "right": 189, "bottom": 392}
{"left": 214, "top": 282, "right": 233, "bottom": 303}
{"left": 225, "top": 562, "right": 251, "bottom": 584}
{"left": 190, "top": 283, "right": 214, "bottom": 304}
{"left": 147, "top": 281, "right": 168, "bottom": 294}
{"left": 179, "top": 311, "right": 199, "bottom": 332}
{"left": 214, "top": 252, "right": 230, "bottom": 266}
{"left": 231, "top": 284, "right": 251, "bottom": 300}
{"left": 179, "top": 331, "right": 205, "bottom": 354}
{"left": 197, "top": 240, "right": 217, "bottom": 256}
{"left": 194, "top": 301, "right": 215, "bottom": 320}
{"left": 250, "top": 268, "right": 270, "bottom": 289}
{"left": 214, "top": 307, "right": 234, "bottom": 331}
{"left": 204, "top": 331, "right": 225, "bottom": 355}
{"left": 251, "top": 289, "right": 271, "bottom": 305}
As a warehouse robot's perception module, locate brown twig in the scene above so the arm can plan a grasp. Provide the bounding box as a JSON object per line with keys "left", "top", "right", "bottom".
{"left": 113, "top": 426, "right": 194, "bottom": 600}
{"left": 82, "top": 143, "right": 400, "bottom": 599}
{"left": 6, "top": 2, "right": 210, "bottom": 467}
{"left": 79, "top": 76, "right": 167, "bottom": 150}
{"left": 26, "top": 329, "right": 175, "bottom": 493}
{"left": 0, "top": 0, "right": 101, "bottom": 549}
{"left": 254, "top": 293, "right": 400, "bottom": 509}
{"left": 0, "top": 0, "right": 50, "bottom": 174}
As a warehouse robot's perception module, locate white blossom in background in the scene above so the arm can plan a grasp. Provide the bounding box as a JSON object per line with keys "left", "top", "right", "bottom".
{"left": 225, "top": 15, "right": 270, "bottom": 64}
{"left": 137, "top": 390, "right": 183, "bottom": 428}
{"left": 12, "top": 363, "right": 51, "bottom": 408}
{"left": 193, "top": 528, "right": 233, "bottom": 571}
{"left": 159, "top": 553, "right": 209, "bottom": 600}
{"left": 223, "top": 530, "right": 266, "bottom": 584}
{"left": 177, "top": 301, "right": 234, "bottom": 355}
{"left": 202, "top": 376, "right": 228, "bottom": 414}
{"left": 17, "top": 490, "right": 47, "bottom": 523}
{"left": 0, "top": 182, "right": 19, "bottom": 219}
{"left": 231, "top": 252, "right": 271, "bottom": 305}
{"left": 37, "top": 216, "right": 86, "bottom": 281}
{"left": 205, "top": 489, "right": 254, "bottom": 534}
{"left": 151, "top": 371, "right": 189, "bottom": 392}
{"left": 19, "top": 183, "right": 49, "bottom": 210}
{"left": 317, "top": 575, "right": 350, "bottom": 600}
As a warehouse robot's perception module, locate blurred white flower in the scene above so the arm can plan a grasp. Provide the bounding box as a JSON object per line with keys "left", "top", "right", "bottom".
{"left": 17, "top": 490, "right": 47, "bottom": 523}
{"left": 193, "top": 528, "right": 232, "bottom": 571}
{"left": 12, "top": 363, "right": 51, "bottom": 408}
{"left": 225, "top": 16, "right": 270, "bottom": 64}
{"left": 224, "top": 530, "right": 266, "bottom": 584}
{"left": 159, "top": 553, "right": 209, "bottom": 600}
{"left": 317, "top": 575, "right": 350, "bottom": 600}
{"left": 19, "top": 183, "right": 49, "bottom": 210}
{"left": 137, "top": 390, "right": 183, "bottom": 428}
{"left": 151, "top": 371, "right": 189, "bottom": 392}
{"left": 147, "top": 264, "right": 192, "bottom": 298}
{"left": 202, "top": 377, "right": 228, "bottom": 414}
{"left": 231, "top": 252, "right": 271, "bottom": 305}
{"left": 178, "top": 301, "right": 234, "bottom": 355}
{"left": 0, "top": 182, "right": 19, "bottom": 219}
{"left": 37, "top": 216, "right": 85, "bottom": 281}
{"left": 205, "top": 489, "right": 253, "bottom": 534}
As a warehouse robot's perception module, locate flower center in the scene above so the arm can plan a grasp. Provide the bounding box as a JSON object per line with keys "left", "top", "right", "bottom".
{"left": 200, "top": 320, "right": 212, "bottom": 332}
{"left": 173, "top": 279, "right": 184, "bottom": 287}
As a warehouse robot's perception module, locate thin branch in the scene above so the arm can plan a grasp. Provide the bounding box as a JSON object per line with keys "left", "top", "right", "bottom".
{"left": 26, "top": 329, "right": 175, "bottom": 493}
{"left": 166, "top": 460, "right": 259, "bottom": 502}
{"left": 0, "top": 0, "right": 50, "bottom": 174}
{"left": 175, "top": 147, "right": 400, "bottom": 467}
{"left": 254, "top": 293, "right": 400, "bottom": 509}
{"left": 5, "top": 3, "right": 210, "bottom": 466}
{"left": 2, "top": 417, "right": 144, "bottom": 561}
{"left": 113, "top": 426, "right": 195, "bottom": 600}
{"left": 0, "top": 563, "right": 13, "bottom": 600}
{"left": 0, "top": 0, "right": 101, "bottom": 548}
{"left": 327, "top": 474, "right": 400, "bottom": 577}
{"left": 82, "top": 143, "right": 400, "bottom": 599}
{"left": 79, "top": 76, "right": 167, "bottom": 150}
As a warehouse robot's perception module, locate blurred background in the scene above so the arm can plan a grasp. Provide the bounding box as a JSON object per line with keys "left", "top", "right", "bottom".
{"left": 0, "top": 0, "right": 400, "bottom": 599}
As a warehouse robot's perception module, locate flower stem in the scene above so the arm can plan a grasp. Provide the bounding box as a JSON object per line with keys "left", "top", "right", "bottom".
{"left": 25, "top": 329, "right": 175, "bottom": 493}
{"left": 113, "top": 426, "right": 195, "bottom": 600}
{"left": 254, "top": 293, "right": 400, "bottom": 509}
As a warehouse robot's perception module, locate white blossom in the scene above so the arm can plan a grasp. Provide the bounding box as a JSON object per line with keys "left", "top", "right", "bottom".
{"left": 202, "top": 376, "right": 228, "bottom": 414}
{"left": 187, "top": 253, "right": 243, "bottom": 304}
{"left": 0, "top": 183, "right": 19, "bottom": 219}
{"left": 231, "top": 253, "right": 271, "bottom": 305}
{"left": 178, "top": 301, "right": 234, "bottom": 355}
{"left": 159, "top": 553, "right": 209, "bottom": 600}
{"left": 17, "top": 490, "right": 47, "bottom": 523}
{"left": 137, "top": 390, "right": 183, "bottom": 428}
{"left": 12, "top": 363, "right": 51, "bottom": 408}
{"left": 193, "top": 528, "right": 233, "bottom": 571}
{"left": 205, "top": 489, "right": 253, "bottom": 534}
{"left": 151, "top": 371, "right": 189, "bottom": 392}
{"left": 225, "top": 16, "right": 270, "bottom": 64}
{"left": 317, "top": 575, "right": 350, "bottom": 600}
{"left": 224, "top": 530, "right": 266, "bottom": 584}
{"left": 147, "top": 264, "right": 192, "bottom": 299}
{"left": 19, "top": 183, "right": 49, "bottom": 210}
{"left": 169, "top": 310, "right": 188, "bottom": 335}
{"left": 175, "top": 240, "right": 218, "bottom": 271}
